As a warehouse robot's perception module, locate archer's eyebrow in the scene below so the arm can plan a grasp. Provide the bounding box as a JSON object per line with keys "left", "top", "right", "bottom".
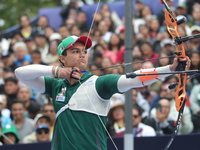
{"left": 70, "top": 48, "right": 87, "bottom": 51}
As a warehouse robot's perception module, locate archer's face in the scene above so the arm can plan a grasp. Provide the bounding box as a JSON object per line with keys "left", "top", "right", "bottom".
{"left": 60, "top": 42, "right": 89, "bottom": 70}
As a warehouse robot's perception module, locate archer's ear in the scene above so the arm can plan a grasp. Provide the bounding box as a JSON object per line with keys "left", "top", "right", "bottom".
{"left": 60, "top": 55, "right": 65, "bottom": 63}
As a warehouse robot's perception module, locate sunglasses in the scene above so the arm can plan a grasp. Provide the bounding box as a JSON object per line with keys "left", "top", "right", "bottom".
{"left": 36, "top": 129, "right": 49, "bottom": 135}
{"left": 133, "top": 115, "right": 139, "bottom": 119}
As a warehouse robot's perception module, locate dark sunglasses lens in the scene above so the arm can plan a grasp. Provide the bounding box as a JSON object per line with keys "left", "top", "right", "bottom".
{"left": 37, "top": 129, "right": 49, "bottom": 134}
{"left": 44, "top": 129, "right": 49, "bottom": 134}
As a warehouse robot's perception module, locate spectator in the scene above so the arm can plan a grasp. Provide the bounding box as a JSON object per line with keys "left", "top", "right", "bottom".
{"left": 190, "top": 83, "right": 200, "bottom": 132}
{"left": 0, "top": 63, "right": 4, "bottom": 87}
{"left": 58, "top": 25, "right": 69, "bottom": 39}
{"left": 3, "top": 77, "right": 19, "bottom": 109}
{"left": 27, "top": 101, "right": 41, "bottom": 120}
{"left": 75, "top": 11, "right": 90, "bottom": 33}
{"left": 0, "top": 124, "right": 20, "bottom": 145}
{"left": 0, "top": 94, "right": 11, "bottom": 118}
{"left": 43, "top": 33, "right": 62, "bottom": 64}
{"left": 177, "top": 23, "right": 189, "bottom": 37}
{"left": 89, "top": 63, "right": 103, "bottom": 77}
{"left": 44, "top": 26, "right": 55, "bottom": 39}
{"left": 176, "top": 3, "right": 191, "bottom": 22}
{"left": 16, "top": 15, "right": 36, "bottom": 38}
{"left": 188, "top": 3, "right": 200, "bottom": 27}
{"left": 150, "top": 76, "right": 179, "bottom": 110}
{"left": 69, "top": 24, "right": 81, "bottom": 37}
{"left": 160, "top": 38, "right": 174, "bottom": 55}
{"left": 42, "top": 103, "right": 55, "bottom": 133}
{"left": 101, "top": 57, "right": 113, "bottom": 75}
{"left": 92, "top": 43, "right": 114, "bottom": 65}
{"left": 1, "top": 52, "right": 17, "bottom": 72}
{"left": 116, "top": 25, "right": 125, "bottom": 45}
{"left": 11, "top": 32, "right": 24, "bottom": 43}
{"left": 115, "top": 105, "right": 156, "bottom": 137}
{"left": 156, "top": 51, "right": 172, "bottom": 67}
{"left": 91, "top": 12, "right": 103, "bottom": 30}
{"left": 189, "top": 50, "right": 200, "bottom": 83}
{"left": 7, "top": 37, "right": 18, "bottom": 54}
{"left": 187, "top": 49, "right": 200, "bottom": 94}
{"left": 0, "top": 95, "right": 11, "bottom": 127}
{"left": 60, "top": 0, "right": 82, "bottom": 24}
{"left": 33, "top": 15, "right": 49, "bottom": 35}
{"left": 98, "top": 20, "right": 112, "bottom": 43}
{"left": 132, "top": 89, "right": 150, "bottom": 119}
{"left": 13, "top": 42, "right": 31, "bottom": 67}
{"left": 149, "top": 17, "right": 161, "bottom": 43}
{"left": 143, "top": 99, "right": 175, "bottom": 135}
{"left": 189, "top": 25, "right": 200, "bottom": 51}
{"left": 106, "top": 103, "right": 125, "bottom": 136}
{"left": 17, "top": 86, "right": 41, "bottom": 119}
{"left": 30, "top": 49, "right": 48, "bottom": 65}
{"left": 99, "top": 39, "right": 110, "bottom": 52}
{"left": 141, "top": 5, "right": 153, "bottom": 19}
{"left": 137, "top": 84, "right": 158, "bottom": 104}
{"left": 35, "top": 124, "right": 51, "bottom": 142}
{"left": 24, "top": 37, "right": 36, "bottom": 54}
{"left": 22, "top": 114, "right": 51, "bottom": 143}
{"left": 108, "top": 33, "right": 125, "bottom": 64}
{"left": 150, "top": 83, "right": 194, "bottom": 134}
{"left": 103, "top": 15, "right": 115, "bottom": 32}
{"left": 132, "top": 55, "right": 143, "bottom": 71}
{"left": 90, "top": 50, "right": 103, "bottom": 69}
{"left": 65, "top": 18, "right": 76, "bottom": 30}
{"left": 138, "top": 24, "right": 151, "bottom": 43}
{"left": 11, "top": 100, "right": 34, "bottom": 142}
{"left": 132, "top": 45, "right": 142, "bottom": 57}
{"left": 34, "top": 31, "right": 49, "bottom": 61}
{"left": 134, "top": 0, "right": 145, "bottom": 19}
{"left": 139, "top": 41, "right": 159, "bottom": 66}
{"left": 3, "top": 67, "right": 16, "bottom": 80}
{"left": 136, "top": 62, "right": 158, "bottom": 104}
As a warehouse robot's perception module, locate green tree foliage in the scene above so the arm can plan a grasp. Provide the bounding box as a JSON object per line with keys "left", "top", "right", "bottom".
{"left": 0, "top": 0, "right": 109, "bottom": 31}
{"left": 0, "top": 0, "right": 61, "bottom": 31}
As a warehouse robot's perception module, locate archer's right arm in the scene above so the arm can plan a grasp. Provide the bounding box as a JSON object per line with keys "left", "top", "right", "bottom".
{"left": 15, "top": 65, "right": 54, "bottom": 93}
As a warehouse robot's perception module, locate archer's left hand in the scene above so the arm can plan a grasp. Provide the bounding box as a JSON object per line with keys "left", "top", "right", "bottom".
{"left": 169, "top": 57, "right": 191, "bottom": 71}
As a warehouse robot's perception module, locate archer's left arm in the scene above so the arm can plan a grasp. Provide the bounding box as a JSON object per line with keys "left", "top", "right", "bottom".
{"left": 117, "top": 57, "right": 191, "bottom": 93}
{"left": 117, "top": 65, "right": 171, "bottom": 93}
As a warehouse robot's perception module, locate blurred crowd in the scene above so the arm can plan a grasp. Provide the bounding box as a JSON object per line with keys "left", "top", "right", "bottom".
{"left": 1, "top": 0, "right": 200, "bottom": 145}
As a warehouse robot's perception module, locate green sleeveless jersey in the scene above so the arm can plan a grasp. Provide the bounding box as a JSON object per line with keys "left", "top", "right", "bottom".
{"left": 44, "top": 72, "right": 121, "bottom": 150}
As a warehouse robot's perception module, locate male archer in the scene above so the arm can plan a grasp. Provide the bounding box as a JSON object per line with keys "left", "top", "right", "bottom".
{"left": 15, "top": 35, "right": 190, "bottom": 150}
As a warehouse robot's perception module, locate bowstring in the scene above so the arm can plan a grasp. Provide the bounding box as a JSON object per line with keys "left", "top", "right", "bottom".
{"left": 79, "top": 80, "right": 119, "bottom": 150}
{"left": 83, "top": 0, "right": 101, "bottom": 50}
{"left": 82, "top": 1, "right": 119, "bottom": 149}
{"left": 164, "top": 100, "right": 186, "bottom": 150}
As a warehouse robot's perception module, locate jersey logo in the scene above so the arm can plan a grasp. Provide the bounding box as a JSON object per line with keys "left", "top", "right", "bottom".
{"left": 56, "top": 87, "right": 66, "bottom": 102}
{"left": 56, "top": 96, "right": 65, "bottom": 102}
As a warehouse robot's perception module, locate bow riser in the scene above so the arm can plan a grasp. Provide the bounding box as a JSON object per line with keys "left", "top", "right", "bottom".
{"left": 165, "top": 10, "right": 188, "bottom": 112}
